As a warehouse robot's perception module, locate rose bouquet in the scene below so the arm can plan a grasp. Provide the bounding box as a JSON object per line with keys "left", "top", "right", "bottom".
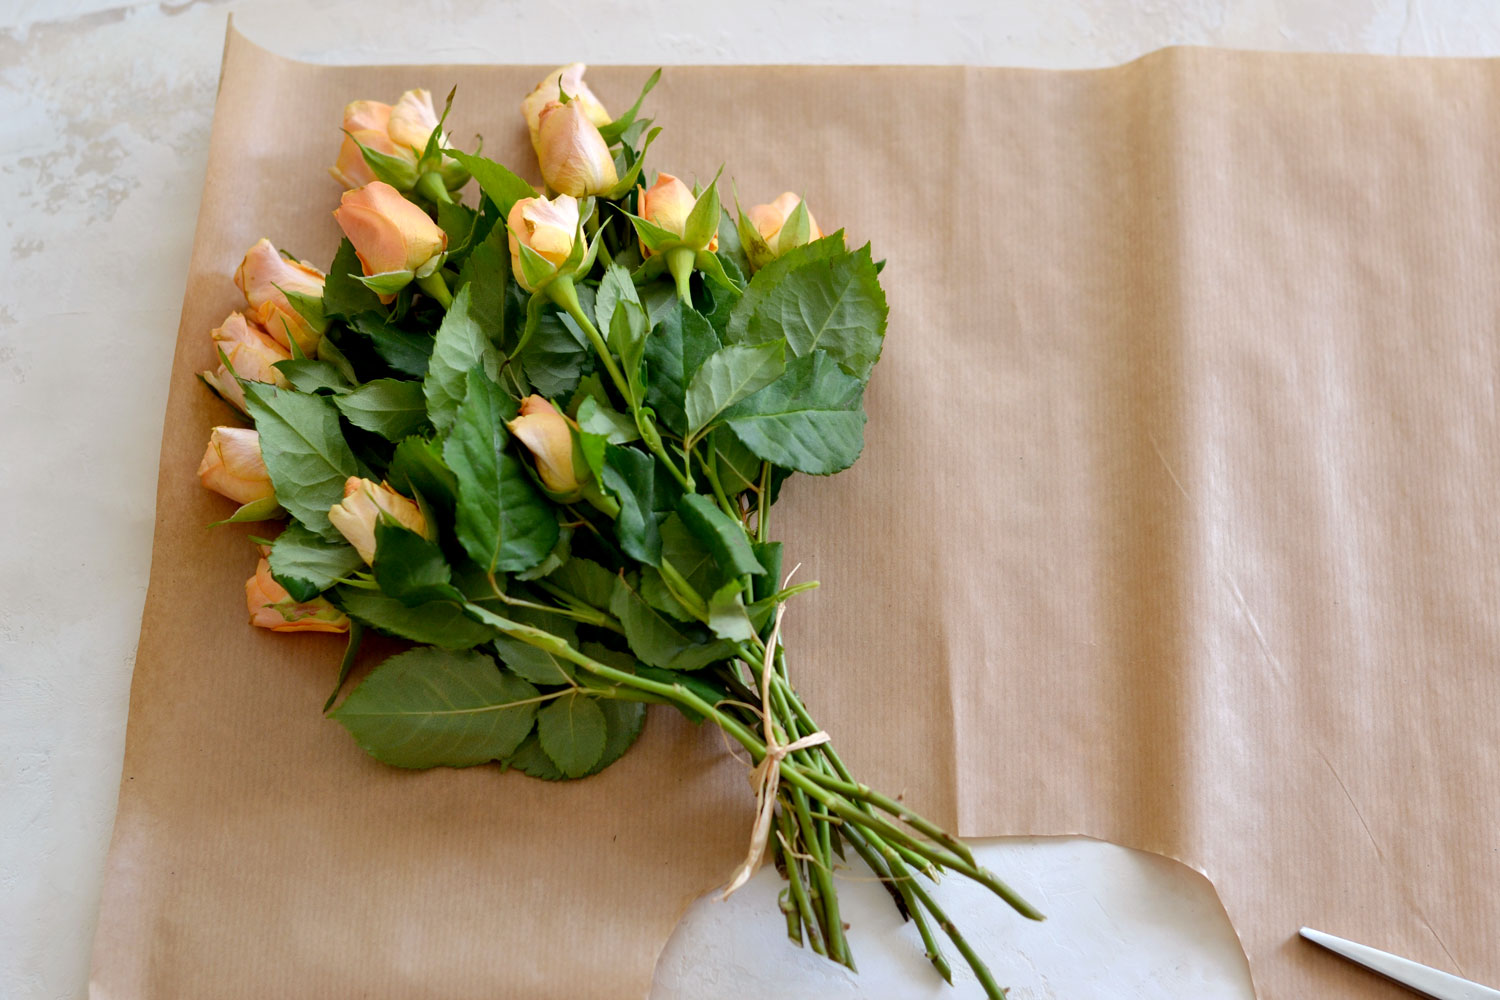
{"left": 194, "top": 65, "right": 1040, "bottom": 996}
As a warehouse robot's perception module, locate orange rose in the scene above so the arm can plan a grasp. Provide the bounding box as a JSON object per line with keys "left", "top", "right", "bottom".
{"left": 745, "top": 193, "right": 823, "bottom": 269}
{"left": 536, "top": 100, "right": 618, "bottom": 198}
{"left": 508, "top": 395, "right": 585, "bottom": 495}
{"left": 197, "top": 427, "right": 274, "bottom": 506}
{"left": 387, "top": 88, "right": 446, "bottom": 153}
{"left": 506, "top": 194, "right": 580, "bottom": 292}
{"left": 246, "top": 557, "right": 349, "bottom": 633}
{"left": 333, "top": 181, "right": 447, "bottom": 298}
{"left": 234, "top": 238, "right": 326, "bottom": 355}
{"left": 200, "top": 311, "right": 290, "bottom": 412}
{"left": 522, "top": 64, "right": 610, "bottom": 153}
{"left": 330, "top": 100, "right": 406, "bottom": 189}
{"left": 638, "top": 173, "right": 718, "bottom": 255}
{"left": 327, "top": 477, "right": 430, "bottom": 564}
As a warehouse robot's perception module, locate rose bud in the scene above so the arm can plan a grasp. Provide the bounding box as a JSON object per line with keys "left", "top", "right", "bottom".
{"left": 333, "top": 181, "right": 447, "bottom": 299}
{"left": 197, "top": 426, "right": 274, "bottom": 506}
{"left": 329, "top": 100, "right": 410, "bottom": 189}
{"left": 523, "top": 64, "right": 610, "bottom": 153}
{"left": 200, "top": 311, "right": 291, "bottom": 412}
{"left": 536, "top": 100, "right": 619, "bottom": 198}
{"left": 246, "top": 557, "right": 349, "bottom": 633}
{"left": 327, "top": 476, "right": 429, "bottom": 565}
{"left": 508, "top": 395, "right": 587, "bottom": 497}
{"left": 506, "top": 194, "right": 580, "bottom": 292}
{"left": 745, "top": 193, "right": 823, "bottom": 270}
{"left": 234, "top": 238, "right": 327, "bottom": 355}
{"left": 638, "top": 172, "right": 719, "bottom": 255}
{"left": 386, "top": 88, "right": 446, "bottom": 155}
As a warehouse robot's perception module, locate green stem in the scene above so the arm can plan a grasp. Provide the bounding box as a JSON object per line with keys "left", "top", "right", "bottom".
{"left": 416, "top": 270, "right": 453, "bottom": 309}
{"left": 756, "top": 462, "right": 772, "bottom": 542}
{"left": 777, "top": 811, "right": 824, "bottom": 954}
{"left": 842, "top": 827, "right": 954, "bottom": 986}
{"left": 548, "top": 275, "right": 693, "bottom": 490}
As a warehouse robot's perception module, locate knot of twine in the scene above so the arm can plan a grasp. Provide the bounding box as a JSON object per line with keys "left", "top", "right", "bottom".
{"left": 722, "top": 597, "right": 828, "bottom": 900}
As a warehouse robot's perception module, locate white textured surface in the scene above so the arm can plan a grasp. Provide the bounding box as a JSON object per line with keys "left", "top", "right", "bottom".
{"left": 3, "top": 2, "right": 1495, "bottom": 998}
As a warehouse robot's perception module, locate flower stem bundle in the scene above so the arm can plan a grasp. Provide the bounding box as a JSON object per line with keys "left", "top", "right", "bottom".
{"left": 193, "top": 66, "right": 1040, "bottom": 996}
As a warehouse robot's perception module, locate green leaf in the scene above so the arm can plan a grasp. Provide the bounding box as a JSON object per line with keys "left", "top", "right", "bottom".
{"left": 323, "top": 239, "right": 381, "bottom": 319}
{"left": 507, "top": 733, "right": 564, "bottom": 780}
{"left": 608, "top": 299, "right": 648, "bottom": 404}
{"left": 209, "top": 494, "right": 281, "bottom": 527}
{"left": 387, "top": 436, "right": 457, "bottom": 513}
{"left": 445, "top": 149, "right": 536, "bottom": 217}
{"left": 335, "top": 587, "right": 495, "bottom": 649}
{"left": 536, "top": 692, "right": 607, "bottom": 777}
{"left": 737, "top": 241, "right": 886, "bottom": 381}
{"left": 348, "top": 313, "right": 432, "bottom": 377}
{"left": 751, "top": 540, "right": 783, "bottom": 602}
{"left": 269, "top": 521, "right": 362, "bottom": 602}
{"left": 601, "top": 445, "right": 660, "bottom": 566}
{"left": 610, "top": 575, "right": 732, "bottom": 671}
{"left": 593, "top": 262, "right": 639, "bottom": 335}
{"left": 516, "top": 521, "right": 571, "bottom": 581}
{"left": 676, "top": 494, "right": 765, "bottom": 577}
{"left": 518, "top": 307, "right": 590, "bottom": 399}
{"left": 333, "top": 379, "right": 430, "bottom": 441}
{"left": 444, "top": 369, "right": 559, "bottom": 574}
{"left": 493, "top": 633, "right": 575, "bottom": 686}
{"left": 724, "top": 351, "right": 866, "bottom": 475}
{"left": 708, "top": 426, "right": 762, "bottom": 495}
{"left": 684, "top": 341, "right": 786, "bottom": 438}
{"left": 576, "top": 394, "right": 637, "bottom": 444}
{"left": 371, "top": 520, "right": 460, "bottom": 606}
{"left": 331, "top": 647, "right": 539, "bottom": 768}
{"left": 659, "top": 513, "right": 725, "bottom": 597}
{"left": 242, "top": 383, "right": 359, "bottom": 540}
{"left": 315, "top": 331, "right": 358, "bottom": 384}
{"left": 436, "top": 200, "right": 477, "bottom": 253}
{"left": 549, "top": 557, "right": 618, "bottom": 611}
{"left": 275, "top": 359, "right": 352, "bottom": 395}
{"left": 454, "top": 223, "right": 510, "bottom": 348}
{"left": 582, "top": 698, "right": 645, "bottom": 775}
{"left": 642, "top": 299, "right": 721, "bottom": 436}
{"left": 707, "top": 581, "right": 756, "bottom": 642}
{"left": 424, "top": 284, "right": 500, "bottom": 434}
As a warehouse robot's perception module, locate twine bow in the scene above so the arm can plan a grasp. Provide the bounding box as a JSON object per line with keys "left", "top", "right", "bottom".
{"left": 721, "top": 598, "right": 828, "bottom": 899}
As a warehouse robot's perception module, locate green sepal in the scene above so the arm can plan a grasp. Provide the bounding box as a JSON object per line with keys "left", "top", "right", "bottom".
{"left": 597, "top": 68, "right": 661, "bottom": 144}
{"left": 209, "top": 494, "right": 281, "bottom": 527}
{"left": 348, "top": 130, "right": 420, "bottom": 191}
{"left": 355, "top": 269, "right": 415, "bottom": 296}
{"left": 680, "top": 173, "right": 722, "bottom": 251}
{"left": 602, "top": 125, "right": 662, "bottom": 200}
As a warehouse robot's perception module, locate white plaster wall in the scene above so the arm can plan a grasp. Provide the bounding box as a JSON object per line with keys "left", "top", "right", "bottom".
{"left": 2, "top": 2, "right": 1494, "bottom": 998}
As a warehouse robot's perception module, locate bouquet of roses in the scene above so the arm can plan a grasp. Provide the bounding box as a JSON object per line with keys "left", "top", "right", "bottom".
{"left": 193, "top": 64, "right": 1040, "bottom": 996}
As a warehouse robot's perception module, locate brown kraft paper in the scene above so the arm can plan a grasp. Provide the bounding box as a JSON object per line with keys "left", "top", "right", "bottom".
{"left": 92, "top": 23, "right": 1500, "bottom": 1000}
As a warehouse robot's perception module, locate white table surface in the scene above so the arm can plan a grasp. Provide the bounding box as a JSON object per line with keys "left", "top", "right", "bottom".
{"left": 3, "top": 2, "right": 1492, "bottom": 997}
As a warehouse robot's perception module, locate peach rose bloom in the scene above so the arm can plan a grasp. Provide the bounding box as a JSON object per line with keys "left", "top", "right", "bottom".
{"left": 201, "top": 311, "right": 290, "bottom": 412}
{"left": 197, "top": 427, "right": 274, "bottom": 506}
{"left": 748, "top": 193, "right": 823, "bottom": 255}
{"left": 246, "top": 557, "right": 349, "bottom": 633}
{"left": 386, "top": 88, "right": 446, "bottom": 153}
{"left": 330, "top": 100, "right": 407, "bottom": 189}
{"left": 506, "top": 194, "right": 580, "bottom": 291}
{"left": 508, "top": 395, "right": 582, "bottom": 494}
{"left": 234, "top": 238, "right": 326, "bottom": 355}
{"left": 522, "top": 64, "right": 610, "bottom": 152}
{"left": 327, "top": 477, "right": 429, "bottom": 564}
{"left": 536, "top": 100, "right": 618, "bottom": 198}
{"left": 333, "top": 181, "right": 447, "bottom": 282}
{"left": 638, "top": 173, "right": 717, "bottom": 254}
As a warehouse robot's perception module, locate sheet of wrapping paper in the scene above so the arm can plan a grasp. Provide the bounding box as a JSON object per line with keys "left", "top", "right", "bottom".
{"left": 92, "top": 24, "right": 1500, "bottom": 1000}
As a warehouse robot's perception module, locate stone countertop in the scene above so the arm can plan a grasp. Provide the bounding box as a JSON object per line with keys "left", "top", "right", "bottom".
{"left": 2, "top": 2, "right": 1486, "bottom": 997}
